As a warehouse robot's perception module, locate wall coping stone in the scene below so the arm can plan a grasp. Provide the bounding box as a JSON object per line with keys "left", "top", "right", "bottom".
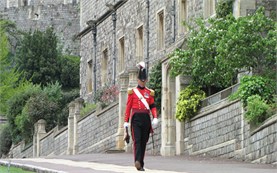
{"left": 96, "top": 102, "right": 119, "bottom": 117}
{"left": 53, "top": 126, "right": 68, "bottom": 138}
{"left": 78, "top": 109, "right": 96, "bottom": 122}
{"left": 251, "top": 114, "right": 277, "bottom": 135}
{"left": 192, "top": 98, "right": 240, "bottom": 121}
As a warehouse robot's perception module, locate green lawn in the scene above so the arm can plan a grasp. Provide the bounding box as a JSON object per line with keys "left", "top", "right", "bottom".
{"left": 0, "top": 165, "right": 35, "bottom": 173}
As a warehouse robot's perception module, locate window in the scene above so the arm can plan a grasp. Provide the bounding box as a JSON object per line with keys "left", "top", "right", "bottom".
{"left": 101, "top": 49, "right": 108, "bottom": 86}
{"left": 136, "top": 26, "right": 143, "bottom": 62}
{"left": 157, "top": 10, "right": 164, "bottom": 50}
{"left": 179, "top": 0, "right": 188, "bottom": 35}
{"left": 118, "top": 37, "right": 125, "bottom": 73}
{"left": 204, "top": 0, "right": 216, "bottom": 19}
{"left": 87, "top": 60, "right": 93, "bottom": 93}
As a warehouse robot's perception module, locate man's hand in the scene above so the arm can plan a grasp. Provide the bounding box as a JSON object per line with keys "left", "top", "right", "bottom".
{"left": 152, "top": 118, "right": 158, "bottom": 128}
{"left": 123, "top": 122, "right": 129, "bottom": 128}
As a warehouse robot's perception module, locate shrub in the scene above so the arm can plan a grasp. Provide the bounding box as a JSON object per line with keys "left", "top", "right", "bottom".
{"left": 80, "top": 103, "right": 97, "bottom": 117}
{"left": 0, "top": 124, "right": 12, "bottom": 156}
{"left": 230, "top": 76, "right": 275, "bottom": 107}
{"left": 93, "top": 85, "right": 119, "bottom": 108}
{"left": 176, "top": 85, "right": 206, "bottom": 121}
{"left": 245, "top": 95, "right": 269, "bottom": 125}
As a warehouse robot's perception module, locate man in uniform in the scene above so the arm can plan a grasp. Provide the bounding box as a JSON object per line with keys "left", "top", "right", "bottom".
{"left": 124, "top": 61, "right": 158, "bottom": 171}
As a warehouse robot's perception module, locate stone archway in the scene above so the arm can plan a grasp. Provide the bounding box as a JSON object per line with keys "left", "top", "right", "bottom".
{"left": 160, "top": 61, "right": 177, "bottom": 156}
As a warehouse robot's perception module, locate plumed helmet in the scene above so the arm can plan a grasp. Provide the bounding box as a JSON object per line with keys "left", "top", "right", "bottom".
{"left": 136, "top": 61, "right": 147, "bottom": 82}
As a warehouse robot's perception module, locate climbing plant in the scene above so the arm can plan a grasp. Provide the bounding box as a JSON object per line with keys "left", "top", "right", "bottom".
{"left": 148, "top": 61, "right": 162, "bottom": 114}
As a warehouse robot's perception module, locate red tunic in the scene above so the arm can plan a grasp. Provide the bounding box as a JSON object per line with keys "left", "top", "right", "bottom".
{"left": 124, "top": 86, "right": 157, "bottom": 122}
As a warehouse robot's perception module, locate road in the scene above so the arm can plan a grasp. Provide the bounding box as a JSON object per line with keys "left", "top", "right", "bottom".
{"left": 0, "top": 153, "right": 276, "bottom": 173}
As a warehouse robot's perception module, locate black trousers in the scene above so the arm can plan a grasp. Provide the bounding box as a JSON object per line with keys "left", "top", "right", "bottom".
{"left": 131, "top": 112, "right": 151, "bottom": 168}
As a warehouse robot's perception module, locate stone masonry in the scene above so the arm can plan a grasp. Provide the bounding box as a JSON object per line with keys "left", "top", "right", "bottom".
{"left": 0, "top": 0, "right": 80, "bottom": 55}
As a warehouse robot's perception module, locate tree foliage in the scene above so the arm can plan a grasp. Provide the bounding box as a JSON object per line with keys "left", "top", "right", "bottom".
{"left": 60, "top": 55, "right": 80, "bottom": 89}
{"left": 16, "top": 28, "right": 60, "bottom": 87}
{"left": 0, "top": 124, "right": 12, "bottom": 156}
{"left": 1, "top": 21, "right": 80, "bottom": 145}
{"left": 169, "top": 7, "right": 276, "bottom": 90}
{"left": 0, "top": 20, "right": 28, "bottom": 116}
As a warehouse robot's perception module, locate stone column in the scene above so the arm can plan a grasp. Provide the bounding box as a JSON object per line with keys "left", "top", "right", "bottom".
{"left": 33, "top": 119, "right": 46, "bottom": 157}
{"left": 175, "top": 75, "right": 191, "bottom": 155}
{"left": 160, "top": 61, "right": 176, "bottom": 156}
{"left": 73, "top": 98, "right": 84, "bottom": 155}
{"left": 125, "top": 67, "right": 138, "bottom": 152}
{"left": 115, "top": 72, "right": 129, "bottom": 150}
{"left": 67, "top": 101, "right": 75, "bottom": 155}
{"left": 233, "top": 0, "right": 256, "bottom": 18}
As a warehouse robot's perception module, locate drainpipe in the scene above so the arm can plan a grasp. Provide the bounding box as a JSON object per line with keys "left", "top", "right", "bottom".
{"left": 172, "top": 0, "right": 176, "bottom": 43}
{"left": 87, "top": 20, "right": 98, "bottom": 95}
{"left": 112, "top": 8, "right": 117, "bottom": 85}
{"left": 146, "top": 0, "right": 150, "bottom": 72}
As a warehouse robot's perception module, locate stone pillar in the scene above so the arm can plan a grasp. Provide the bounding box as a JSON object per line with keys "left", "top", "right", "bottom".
{"left": 161, "top": 62, "right": 176, "bottom": 156}
{"left": 67, "top": 101, "right": 75, "bottom": 155}
{"left": 115, "top": 72, "right": 129, "bottom": 150}
{"left": 125, "top": 67, "right": 138, "bottom": 152}
{"left": 175, "top": 75, "right": 191, "bottom": 155}
{"left": 233, "top": 0, "right": 256, "bottom": 18}
{"left": 73, "top": 98, "right": 84, "bottom": 155}
{"left": 33, "top": 119, "right": 46, "bottom": 157}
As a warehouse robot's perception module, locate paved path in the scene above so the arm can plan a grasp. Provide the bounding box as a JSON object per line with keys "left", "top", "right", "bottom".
{"left": 0, "top": 153, "right": 276, "bottom": 173}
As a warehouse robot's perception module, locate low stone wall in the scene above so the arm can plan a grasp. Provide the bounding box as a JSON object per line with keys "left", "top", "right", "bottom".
{"left": 10, "top": 141, "right": 33, "bottom": 158}
{"left": 245, "top": 116, "right": 277, "bottom": 164}
{"left": 184, "top": 97, "right": 277, "bottom": 164}
{"left": 185, "top": 99, "right": 242, "bottom": 158}
{"left": 9, "top": 94, "right": 276, "bottom": 164}
{"left": 77, "top": 103, "right": 119, "bottom": 154}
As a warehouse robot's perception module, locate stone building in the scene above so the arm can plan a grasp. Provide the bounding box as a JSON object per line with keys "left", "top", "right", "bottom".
{"left": 0, "top": 0, "right": 80, "bottom": 55}
{"left": 78, "top": 0, "right": 276, "bottom": 156}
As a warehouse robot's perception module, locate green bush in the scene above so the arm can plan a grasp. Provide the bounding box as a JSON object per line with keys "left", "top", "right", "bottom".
{"left": 176, "top": 85, "right": 206, "bottom": 121}
{"left": 57, "top": 88, "right": 80, "bottom": 127}
{"left": 80, "top": 103, "right": 97, "bottom": 117}
{"left": 0, "top": 124, "right": 12, "bottom": 156}
{"left": 245, "top": 95, "right": 269, "bottom": 125}
{"left": 230, "top": 76, "right": 275, "bottom": 107}
{"left": 93, "top": 85, "right": 119, "bottom": 108}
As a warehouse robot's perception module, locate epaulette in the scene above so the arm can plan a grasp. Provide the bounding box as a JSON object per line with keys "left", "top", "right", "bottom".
{"left": 149, "top": 89, "right": 155, "bottom": 96}
{"left": 127, "top": 88, "right": 133, "bottom": 95}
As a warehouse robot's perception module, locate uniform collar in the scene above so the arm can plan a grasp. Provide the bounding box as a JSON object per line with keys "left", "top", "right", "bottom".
{"left": 137, "top": 85, "right": 145, "bottom": 89}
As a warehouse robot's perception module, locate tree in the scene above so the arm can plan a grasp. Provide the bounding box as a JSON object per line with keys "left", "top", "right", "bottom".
{"left": 217, "top": 7, "right": 276, "bottom": 80}
{"left": 0, "top": 20, "right": 28, "bottom": 116}
{"left": 16, "top": 27, "right": 61, "bottom": 86}
{"left": 169, "top": 7, "right": 276, "bottom": 93}
{"left": 60, "top": 55, "right": 80, "bottom": 89}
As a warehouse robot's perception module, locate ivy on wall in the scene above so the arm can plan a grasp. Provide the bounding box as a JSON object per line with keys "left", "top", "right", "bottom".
{"left": 148, "top": 61, "right": 162, "bottom": 114}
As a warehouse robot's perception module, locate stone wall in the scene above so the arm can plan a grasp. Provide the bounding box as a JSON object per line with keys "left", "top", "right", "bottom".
{"left": 184, "top": 94, "right": 277, "bottom": 164}
{"left": 0, "top": 2, "right": 80, "bottom": 55}
{"left": 79, "top": 0, "right": 205, "bottom": 101}
{"left": 77, "top": 103, "right": 119, "bottom": 154}
{"left": 245, "top": 116, "right": 277, "bottom": 164}
{"left": 40, "top": 126, "right": 68, "bottom": 156}
{"left": 185, "top": 99, "right": 243, "bottom": 158}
